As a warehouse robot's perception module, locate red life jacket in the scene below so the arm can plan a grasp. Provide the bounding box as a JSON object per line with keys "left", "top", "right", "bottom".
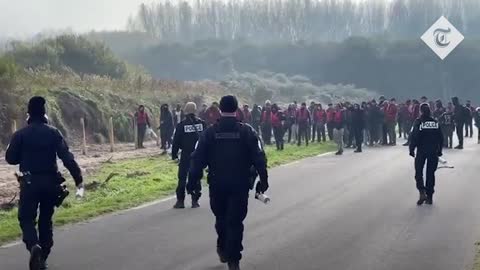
{"left": 271, "top": 112, "right": 281, "bottom": 127}
{"left": 297, "top": 109, "right": 309, "bottom": 123}
{"left": 315, "top": 110, "right": 326, "bottom": 123}
{"left": 334, "top": 110, "right": 343, "bottom": 124}
{"left": 137, "top": 111, "right": 149, "bottom": 125}
{"left": 326, "top": 109, "right": 334, "bottom": 122}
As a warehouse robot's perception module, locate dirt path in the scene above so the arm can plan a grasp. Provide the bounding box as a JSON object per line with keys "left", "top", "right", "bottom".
{"left": 0, "top": 140, "right": 165, "bottom": 204}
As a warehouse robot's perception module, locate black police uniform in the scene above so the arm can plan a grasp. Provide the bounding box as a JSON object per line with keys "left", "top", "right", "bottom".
{"left": 409, "top": 116, "right": 443, "bottom": 203}
{"left": 5, "top": 115, "right": 83, "bottom": 263}
{"left": 171, "top": 114, "right": 206, "bottom": 204}
{"left": 188, "top": 116, "right": 268, "bottom": 267}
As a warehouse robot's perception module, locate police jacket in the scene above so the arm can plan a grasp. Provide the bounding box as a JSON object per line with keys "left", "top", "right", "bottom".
{"left": 5, "top": 116, "right": 83, "bottom": 186}
{"left": 409, "top": 116, "right": 444, "bottom": 156}
{"left": 171, "top": 114, "right": 206, "bottom": 160}
{"left": 189, "top": 117, "right": 268, "bottom": 191}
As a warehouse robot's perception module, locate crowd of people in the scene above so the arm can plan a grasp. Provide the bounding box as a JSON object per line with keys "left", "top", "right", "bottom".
{"left": 144, "top": 96, "right": 479, "bottom": 156}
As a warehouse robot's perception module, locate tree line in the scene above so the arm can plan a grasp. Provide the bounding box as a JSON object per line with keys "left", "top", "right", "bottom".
{"left": 127, "top": 0, "right": 479, "bottom": 43}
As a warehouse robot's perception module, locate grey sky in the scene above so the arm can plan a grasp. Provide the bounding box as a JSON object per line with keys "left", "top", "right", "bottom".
{"left": 0, "top": 0, "right": 156, "bottom": 38}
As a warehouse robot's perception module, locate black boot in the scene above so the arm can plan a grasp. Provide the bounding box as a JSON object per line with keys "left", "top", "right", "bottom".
{"left": 454, "top": 145, "right": 463, "bottom": 149}
{"left": 192, "top": 198, "right": 200, "bottom": 208}
{"left": 228, "top": 261, "right": 241, "bottom": 270}
{"left": 173, "top": 200, "right": 185, "bottom": 209}
{"left": 426, "top": 195, "right": 433, "bottom": 205}
{"left": 29, "top": 245, "right": 42, "bottom": 270}
{"left": 417, "top": 191, "right": 427, "bottom": 206}
{"left": 217, "top": 248, "right": 227, "bottom": 264}
{"left": 354, "top": 147, "right": 362, "bottom": 153}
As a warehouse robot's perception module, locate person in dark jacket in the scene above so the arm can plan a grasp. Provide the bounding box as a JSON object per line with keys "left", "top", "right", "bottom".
{"left": 160, "top": 104, "right": 174, "bottom": 153}
{"left": 188, "top": 95, "right": 269, "bottom": 270}
{"left": 475, "top": 107, "right": 480, "bottom": 144}
{"left": 326, "top": 103, "right": 335, "bottom": 141}
{"left": 285, "top": 104, "right": 296, "bottom": 143}
{"left": 409, "top": 103, "right": 443, "bottom": 205}
{"left": 333, "top": 104, "right": 345, "bottom": 155}
{"left": 465, "top": 100, "right": 474, "bottom": 138}
{"left": 135, "top": 105, "right": 151, "bottom": 148}
{"left": 439, "top": 102, "right": 455, "bottom": 149}
{"left": 5, "top": 96, "right": 84, "bottom": 270}
{"left": 352, "top": 104, "right": 365, "bottom": 153}
{"left": 250, "top": 104, "right": 262, "bottom": 133}
{"left": 452, "top": 97, "right": 466, "bottom": 149}
{"left": 171, "top": 102, "right": 206, "bottom": 209}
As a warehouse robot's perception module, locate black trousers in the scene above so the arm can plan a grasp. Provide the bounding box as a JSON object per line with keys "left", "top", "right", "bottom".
{"left": 442, "top": 126, "right": 454, "bottom": 148}
{"left": 369, "top": 123, "right": 379, "bottom": 145}
{"left": 297, "top": 124, "right": 309, "bottom": 146}
{"left": 327, "top": 123, "right": 334, "bottom": 141}
{"left": 137, "top": 124, "right": 147, "bottom": 147}
{"left": 456, "top": 122, "right": 464, "bottom": 147}
{"left": 398, "top": 121, "right": 403, "bottom": 138}
{"left": 415, "top": 153, "right": 439, "bottom": 196}
{"left": 261, "top": 124, "right": 272, "bottom": 145}
{"left": 315, "top": 123, "right": 326, "bottom": 142}
{"left": 209, "top": 186, "right": 249, "bottom": 262}
{"left": 160, "top": 129, "right": 173, "bottom": 150}
{"left": 354, "top": 127, "right": 363, "bottom": 150}
{"left": 176, "top": 156, "right": 200, "bottom": 201}
{"left": 382, "top": 123, "right": 388, "bottom": 144}
{"left": 465, "top": 119, "right": 473, "bottom": 137}
{"left": 273, "top": 126, "right": 284, "bottom": 150}
{"left": 18, "top": 179, "right": 57, "bottom": 259}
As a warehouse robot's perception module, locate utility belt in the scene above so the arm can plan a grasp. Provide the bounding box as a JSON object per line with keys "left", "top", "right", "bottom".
{"left": 206, "top": 169, "right": 256, "bottom": 190}
{"left": 16, "top": 172, "right": 70, "bottom": 207}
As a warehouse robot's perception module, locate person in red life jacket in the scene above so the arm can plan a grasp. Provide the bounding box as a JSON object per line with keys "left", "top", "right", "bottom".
{"left": 271, "top": 104, "right": 285, "bottom": 150}
{"left": 403, "top": 99, "right": 421, "bottom": 146}
{"left": 326, "top": 103, "right": 335, "bottom": 141}
{"left": 242, "top": 105, "right": 252, "bottom": 124}
{"left": 206, "top": 102, "right": 222, "bottom": 126}
{"left": 384, "top": 98, "right": 398, "bottom": 146}
{"left": 261, "top": 101, "right": 273, "bottom": 145}
{"left": 285, "top": 104, "right": 296, "bottom": 144}
{"left": 333, "top": 103, "right": 345, "bottom": 155}
{"left": 313, "top": 103, "right": 327, "bottom": 142}
{"left": 296, "top": 102, "right": 311, "bottom": 146}
{"left": 235, "top": 107, "right": 245, "bottom": 122}
{"left": 135, "top": 105, "right": 151, "bottom": 149}
{"left": 199, "top": 104, "right": 208, "bottom": 121}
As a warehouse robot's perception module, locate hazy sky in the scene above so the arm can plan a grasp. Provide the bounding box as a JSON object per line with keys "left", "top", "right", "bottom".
{"left": 0, "top": 0, "right": 373, "bottom": 38}
{"left": 0, "top": 0, "right": 156, "bottom": 38}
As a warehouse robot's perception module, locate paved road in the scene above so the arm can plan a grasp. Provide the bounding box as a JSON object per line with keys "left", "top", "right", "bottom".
{"left": 1, "top": 137, "right": 480, "bottom": 270}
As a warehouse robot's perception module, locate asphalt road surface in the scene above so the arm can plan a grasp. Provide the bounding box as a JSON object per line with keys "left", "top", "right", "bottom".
{"left": 1, "top": 137, "right": 480, "bottom": 270}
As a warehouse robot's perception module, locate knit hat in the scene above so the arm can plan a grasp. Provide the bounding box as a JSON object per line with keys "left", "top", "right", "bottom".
{"left": 219, "top": 95, "right": 238, "bottom": 113}
{"left": 184, "top": 102, "right": 197, "bottom": 115}
{"left": 28, "top": 96, "right": 47, "bottom": 117}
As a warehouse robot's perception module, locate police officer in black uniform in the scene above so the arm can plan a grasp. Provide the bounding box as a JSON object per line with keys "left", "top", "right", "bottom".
{"left": 5, "top": 96, "right": 83, "bottom": 270}
{"left": 188, "top": 95, "right": 269, "bottom": 270}
{"left": 171, "top": 102, "right": 206, "bottom": 209}
{"left": 409, "top": 103, "right": 443, "bottom": 205}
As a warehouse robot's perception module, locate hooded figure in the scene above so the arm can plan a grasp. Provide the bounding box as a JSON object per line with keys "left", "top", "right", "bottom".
{"left": 160, "top": 104, "right": 174, "bottom": 152}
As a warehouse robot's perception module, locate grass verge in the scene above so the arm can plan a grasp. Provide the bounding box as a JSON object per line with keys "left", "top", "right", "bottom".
{"left": 0, "top": 142, "right": 335, "bottom": 244}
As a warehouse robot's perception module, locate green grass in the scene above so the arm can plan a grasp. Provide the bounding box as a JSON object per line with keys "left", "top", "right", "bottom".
{"left": 474, "top": 243, "right": 480, "bottom": 270}
{"left": 0, "top": 142, "right": 335, "bottom": 244}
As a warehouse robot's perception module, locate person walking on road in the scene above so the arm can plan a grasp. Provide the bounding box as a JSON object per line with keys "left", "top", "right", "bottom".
{"left": 452, "top": 97, "right": 466, "bottom": 149}
{"left": 352, "top": 103, "right": 365, "bottom": 153}
{"left": 5, "top": 96, "right": 84, "bottom": 270}
{"left": 171, "top": 102, "right": 206, "bottom": 209}
{"left": 188, "top": 95, "right": 269, "bottom": 270}
{"left": 409, "top": 103, "right": 443, "bottom": 205}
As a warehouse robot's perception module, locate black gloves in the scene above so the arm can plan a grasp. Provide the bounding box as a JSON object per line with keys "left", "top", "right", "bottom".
{"left": 255, "top": 180, "right": 269, "bottom": 194}
{"left": 409, "top": 151, "right": 415, "bottom": 158}
{"left": 437, "top": 151, "right": 443, "bottom": 157}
